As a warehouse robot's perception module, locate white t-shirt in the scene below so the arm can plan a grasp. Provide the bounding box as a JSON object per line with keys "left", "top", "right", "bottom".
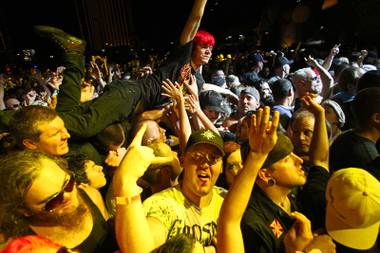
{"left": 143, "top": 185, "right": 226, "bottom": 246}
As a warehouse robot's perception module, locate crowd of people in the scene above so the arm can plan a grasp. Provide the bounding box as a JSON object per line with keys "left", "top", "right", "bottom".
{"left": 0, "top": 0, "right": 379, "bottom": 252}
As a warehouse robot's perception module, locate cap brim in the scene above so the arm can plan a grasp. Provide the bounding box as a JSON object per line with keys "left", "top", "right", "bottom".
{"left": 187, "top": 141, "right": 225, "bottom": 156}
{"left": 326, "top": 204, "right": 380, "bottom": 250}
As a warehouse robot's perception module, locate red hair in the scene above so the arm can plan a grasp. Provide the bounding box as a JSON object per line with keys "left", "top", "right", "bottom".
{"left": 193, "top": 30, "right": 215, "bottom": 47}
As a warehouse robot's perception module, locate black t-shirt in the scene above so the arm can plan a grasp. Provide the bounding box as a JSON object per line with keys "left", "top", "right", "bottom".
{"left": 330, "top": 130, "right": 379, "bottom": 172}
{"left": 241, "top": 166, "right": 330, "bottom": 253}
{"left": 241, "top": 185, "right": 297, "bottom": 253}
{"left": 141, "top": 41, "right": 204, "bottom": 108}
{"left": 297, "top": 166, "right": 330, "bottom": 231}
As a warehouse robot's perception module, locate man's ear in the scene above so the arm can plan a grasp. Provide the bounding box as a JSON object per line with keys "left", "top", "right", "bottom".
{"left": 372, "top": 112, "right": 380, "bottom": 124}
{"left": 22, "top": 139, "right": 38, "bottom": 150}
{"left": 257, "top": 168, "right": 272, "bottom": 182}
{"left": 287, "top": 89, "right": 293, "bottom": 97}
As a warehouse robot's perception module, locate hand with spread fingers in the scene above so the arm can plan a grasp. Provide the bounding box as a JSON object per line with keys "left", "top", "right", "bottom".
{"left": 185, "top": 94, "right": 200, "bottom": 114}
{"left": 248, "top": 106, "right": 280, "bottom": 155}
{"left": 161, "top": 78, "right": 184, "bottom": 105}
{"left": 304, "top": 55, "right": 319, "bottom": 68}
{"left": 136, "top": 66, "right": 153, "bottom": 79}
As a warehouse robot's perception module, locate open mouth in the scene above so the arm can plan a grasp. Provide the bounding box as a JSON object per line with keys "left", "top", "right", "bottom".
{"left": 197, "top": 171, "right": 211, "bottom": 182}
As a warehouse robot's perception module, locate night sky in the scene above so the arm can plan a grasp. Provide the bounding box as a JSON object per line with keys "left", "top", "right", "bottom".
{"left": 1, "top": 0, "right": 380, "bottom": 58}
{"left": 0, "top": 0, "right": 263, "bottom": 48}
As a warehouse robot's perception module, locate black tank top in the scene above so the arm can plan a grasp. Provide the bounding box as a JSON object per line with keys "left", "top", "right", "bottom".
{"left": 28, "top": 188, "right": 118, "bottom": 253}
{"left": 75, "top": 188, "right": 110, "bottom": 253}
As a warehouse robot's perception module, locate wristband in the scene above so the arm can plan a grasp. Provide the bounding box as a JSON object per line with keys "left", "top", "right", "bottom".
{"left": 115, "top": 187, "right": 143, "bottom": 205}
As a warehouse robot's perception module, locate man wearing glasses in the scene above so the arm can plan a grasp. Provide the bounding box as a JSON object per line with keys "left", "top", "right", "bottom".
{"left": 0, "top": 150, "right": 117, "bottom": 252}
{"left": 143, "top": 129, "right": 225, "bottom": 250}
{"left": 291, "top": 56, "right": 334, "bottom": 109}
{"left": 113, "top": 128, "right": 225, "bottom": 253}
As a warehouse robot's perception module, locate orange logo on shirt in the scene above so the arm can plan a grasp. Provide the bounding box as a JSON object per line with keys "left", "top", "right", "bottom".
{"left": 270, "top": 219, "right": 284, "bottom": 238}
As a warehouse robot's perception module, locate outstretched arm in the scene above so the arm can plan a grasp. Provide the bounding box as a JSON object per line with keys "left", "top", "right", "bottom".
{"left": 305, "top": 56, "right": 334, "bottom": 101}
{"left": 301, "top": 93, "right": 329, "bottom": 171}
{"left": 113, "top": 124, "right": 172, "bottom": 253}
{"left": 217, "top": 107, "right": 280, "bottom": 253}
{"left": 179, "top": 0, "right": 209, "bottom": 45}
{"left": 187, "top": 92, "right": 221, "bottom": 135}
{"left": 162, "top": 78, "right": 192, "bottom": 153}
{"left": 322, "top": 44, "right": 340, "bottom": 71}
{"left": 184, "top": 75, "right": 220, "bottom": 135}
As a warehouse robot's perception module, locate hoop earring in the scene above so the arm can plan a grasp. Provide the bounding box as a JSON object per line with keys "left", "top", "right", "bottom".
{"left": 267, "top": 178, "right": 276, "bottom": 187}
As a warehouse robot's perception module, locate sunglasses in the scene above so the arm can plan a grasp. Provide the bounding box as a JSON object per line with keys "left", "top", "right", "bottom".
{"left": 44, "top": 174, "right": 75, "bottom": 212}
{"left": 190, "top": 152, "right": 222, "bottom": 165}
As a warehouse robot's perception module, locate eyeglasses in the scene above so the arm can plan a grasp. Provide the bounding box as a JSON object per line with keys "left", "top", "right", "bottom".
{"left": 44, "top": 174, "right": 75, "bottom": 212}
{"left": 189, "top": 152, "right": 222, "bottom": 165}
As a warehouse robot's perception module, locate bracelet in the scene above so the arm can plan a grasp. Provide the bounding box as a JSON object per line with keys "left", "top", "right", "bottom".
{"left": 115, "top": 187, "right": 143, "bottom": 205}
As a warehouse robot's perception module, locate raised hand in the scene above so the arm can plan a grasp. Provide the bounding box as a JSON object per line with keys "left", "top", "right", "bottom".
{"left": 301, "top": 92, "right": 324, "bottom": 115}
{"left": 136, "top": 66, "right": 153, "bottom": 78}
{"left": 360, "top": 49, "right": 368, "bottom": 59}
{"left": 117, "top": 124, "right": 172, "bottom": 183}
{"left": 185, "top": 94, "right": 200, "bottom": 114}
{"left": 105, "top": 147, "right": 127, "bottom": 168}
{"left": 22, "top": 90, "right": 37, "bottom": 106}
{"left": 161, "top": 78, "right": 184, "bottom": 103}
{"left": 183, "top": 74, "right": 198, "bottom": 98}
{"left": 330, "top": 44, "right": 340, "bottom": 56}
{"left": 304, "top": 55, "right": 319, "bottom": 68}
{"left": 90, "top": 61, "right": 103, "bottom": 80}
{"left": 248, "top": 106, "right": 280, "bottom": 155}
{"left": 47, "top": 72, "right": 63, "bottom": 90}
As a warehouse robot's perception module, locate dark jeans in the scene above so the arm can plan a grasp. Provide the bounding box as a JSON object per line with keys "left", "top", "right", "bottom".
{"left": 56, "top": 53, "right": 144, "bottom": 139}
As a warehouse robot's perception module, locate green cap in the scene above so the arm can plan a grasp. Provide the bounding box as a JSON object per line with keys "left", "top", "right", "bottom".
{"left": 186, "top": 129, "right": 225, "bottom": 156}
{"left": 262, "top": 134, "right": 294, "bottom": 168}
